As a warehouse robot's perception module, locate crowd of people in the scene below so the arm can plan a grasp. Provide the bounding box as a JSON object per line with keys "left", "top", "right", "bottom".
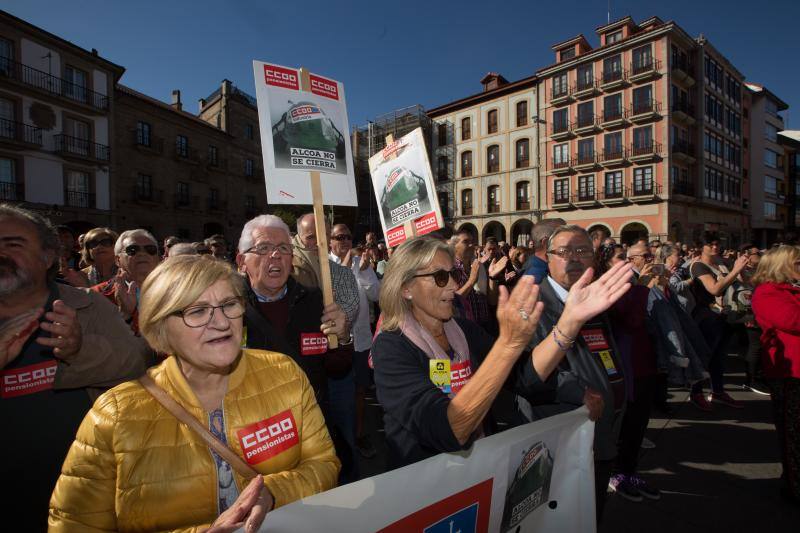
{"left": 2, "top": 201, "right": 799, "bottom": 531}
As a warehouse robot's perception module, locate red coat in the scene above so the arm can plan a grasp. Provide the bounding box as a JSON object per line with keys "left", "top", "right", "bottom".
{"left": 752, "top": 282, "right": 800, "bottom": 379}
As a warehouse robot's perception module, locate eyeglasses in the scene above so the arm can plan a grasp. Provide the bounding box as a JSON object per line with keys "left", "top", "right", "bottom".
{"left": 331, "top": 234, "right": 352, "bottom": 242}
{"left": 413, "top": 268, "right": 458, "bottom": 287}
{"left": 174, "top": 298, "right": 245, "bottom": 328}
{"left": 124, "top": 244, "right": 158, "bottom": 256}
{"left": 547, "top": 246, "right": 594, "bottom": 259}
{"left": 243, "top": 243, "right": 293, "bottom": 256}
{"left": 87, "top": 237, "right": 114, "bottom": 249}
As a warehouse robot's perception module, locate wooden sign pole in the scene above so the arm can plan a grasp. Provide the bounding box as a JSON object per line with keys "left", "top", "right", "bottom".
{"left": 301, "top": 67, "right": 338, "bottom": 349}
{"left": 384, "top": 134, "right": 417, "bottom": 241}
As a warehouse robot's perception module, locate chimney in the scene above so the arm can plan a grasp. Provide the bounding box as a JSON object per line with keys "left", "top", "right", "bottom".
{"left": 171, "top": 90, "right": 182, "bottom": 111}
{"left": 221, "top": 79, "right": 232, "bottom": 96}
{"left": 198, "top": 98, "right": 206, "bottom": 112}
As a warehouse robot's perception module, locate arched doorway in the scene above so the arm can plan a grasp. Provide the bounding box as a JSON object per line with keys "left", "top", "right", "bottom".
{"left": 203, "top": 222, "right": 225, "bottom": 239}
{"left": 482, "top": 221, "right": 506, "bottom": 244}
{"left": 620, "top": 222, "right": 649, "bottom": 245}
{"left": 456, "top": 223, "right": 478, "bottom": 244}
{"left": 587, "top": 223, "right": 612, "bottom": 241}
{"left": 511, "top": 219, "right": 533, "bottom": 247}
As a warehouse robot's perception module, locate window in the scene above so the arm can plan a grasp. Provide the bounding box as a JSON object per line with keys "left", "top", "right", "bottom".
{"left": 515, "top": 139, "right": 529, "bottom": 168}
{"left": 461, "top": 151, "right": 472, "bottom": 177}
{"left": 245, "top": 158, "right": 254, "bottom": 176}
{"left": 63, "top": 117, "right": 90, "bottom": 156}
{"left": 764, "top": 149, "right": 779, "bottom": 168}
{"left": 577, "top": 64, "right": 594, "bottom": 91}
{"left": 246, "top": 123, "right": 254, "bottom": 140}
{"left": 704, "top": 167, "right": 725, "bottom": 201}
{"left": 603, "top": 93, "right": 623, "bottom": 121}
{"left": 553, "top": 178, "right": 570, "bottom": 203}
{"left": 765, "top": 99, "right": 780, "bottom": 118}
{"left": 64, "top": 65, "right": 88, "bottom": 103}
{"left": 577, "top": 139, "right": 594, "bottom": 163}
{"left": 764, "top": 202, "right": 777, "bottom": 219}
{"left": 136, "top": 174, "right": 152, "bottom": 200}
{"left": 65, "top": 170, "right": 91, "bottom": 207}
{"left": 438, "top": 192, "right": 449, "bottom": 218}
{"left": 487, "top": 185, "right": 500, "bottom": 212}
{"left": 604, "top": 132, "right": 623, "bottom": 157}
{"left": 577, "top": 101, "right": 594, "bottom": 127}
{"left": 0, "top": 38, "right": 13, "bottom": 76}
{"left": 553, "top": 73, "right": 568, "bottom": 98}
{"left": 765, "top": 176, "right": 778, "bottom": 195}
{"left": 553, "top": 108, "right": 569, "bottom": 133}
{"left": 487, "top": 110, "right": 498, "bottom": 134}
{"left": 0, "top": 97, "right": 14, "bottom": 138}
{"left": 516, "top": 101, "right": 528, "bottom": 127}
{"left": 177, "top": 182, "right": 190, "bottom": 205}
{"left": 0, "top": 157, "right": 18, "bottom": 200}
{"left": 438, "top": 123, "right": 448, "bottom": 145}
{"left": 578, "top": 175, "right": 595, "bottom": 200}
{"left": 633, "top": 167, "right": 653, "bottom": 194}
{"left": 632, "top": 85, "right": 653, "bottom": 114}
{"left": 516, "top": 181, "right": 530, "bottom": 210}
{"left": 487, "top": 145, "right": 500, "bottom": 173}
{"left": 176, "top": 135, "right": 188, "bottom": 157}
{"left": 766, "top": 123, "right": 778, "bottom": 142}
{"left": 632, "top": 45, "right": 653, "bottom": 73}
{"left": 437, "top": 156, "right": 448, "bottom": 180}
{"left": 208, "top": 145, "right": 218, "bottom": 166}
{"left": 553, "top": 143, "right": 569, "bottom": 165}
{"left": 461, "top": 117, "right": 471, "bottom": 140}
{"left": 560, "top": 47, "right": 576, "bottom": 61}
{"left": 136, "top": 121, "right": 151, "bottom": 147}
{"left": 606, "top": 30, "right": 623, "bottom": 44}
{"left": 604, "top": 171, "right": 623, "bottom": 196}
{"left": 209, "top": 187, "right": 219, "bottom": 208}
{"left": 461, "top": 189, "right": 473, "bottom": 215}
{"left": 603, "top": 55, "right": 622, "bottom": 82}
{"left": 633, "top": 126, "right": 653, "bottom": 150}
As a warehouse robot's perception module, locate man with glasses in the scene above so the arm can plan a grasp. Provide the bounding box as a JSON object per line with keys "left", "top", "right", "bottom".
{"left": 625, "top": 241, "right": 661, "bottom": 287}
{"left": 91, "top": 229, "right": 160, "bottom": 334}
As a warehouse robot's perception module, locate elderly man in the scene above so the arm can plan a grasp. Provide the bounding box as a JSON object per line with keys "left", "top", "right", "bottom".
{"left": 0, "top": 204, "right": 149, "bottom": 529}
{"left": 522, "top": 218, "right": 566, "bottom": 283}
{"left": 91, "top": 229, "right": 160, "bottom": 333}
{"left": 523, "top": 225, "right": 631, "bottom": 522}
{"left": 626, "top": 240, "right": 664, "bottom": 288}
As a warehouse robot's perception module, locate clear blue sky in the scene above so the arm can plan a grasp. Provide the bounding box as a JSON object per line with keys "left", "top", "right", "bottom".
{"left": 5, "top": 0, "right": 799, "bottom": 128}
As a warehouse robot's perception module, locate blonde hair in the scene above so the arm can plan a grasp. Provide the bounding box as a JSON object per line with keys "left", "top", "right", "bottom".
{"left": 81, "top": 227, "right": 119, "bottom": 265}
{"left": 139, "top": 255, "right": 246, "bottom": 354}
{"left": 379, "top": 236, "right": 454, "bottom": 332}
{"left": 750, "top": 245, "right": 800, "bottom": 286}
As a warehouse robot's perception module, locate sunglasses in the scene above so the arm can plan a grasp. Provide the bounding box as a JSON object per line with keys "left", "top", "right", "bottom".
{"left": 331, "top": 234, "right": 352, "bottom": 241}
{"left": 124, "top": 244, "right": 158, "bottom": 256}
{"left": 414, "top": 268, "right": 458, "bottom": 287}
{"left": 87, "top": 237, "right": 114, "bottom": 249}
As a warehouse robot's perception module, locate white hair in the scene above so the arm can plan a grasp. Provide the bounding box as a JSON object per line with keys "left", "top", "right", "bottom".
{"left": 238, "top": 214, "right": 291, "bottom": 253}
{"left": 115, "top": 229, "right": 157, "bottom": 255}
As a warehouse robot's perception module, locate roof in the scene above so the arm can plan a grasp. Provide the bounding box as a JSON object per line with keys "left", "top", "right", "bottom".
{"left": 745, "top": 82, "right": 789, "bottom": 110}
{"left": 427, "top": 74, "right": 538, "bottom": 118}
{"left": 479, "top": 72, "right": 509, "bottom": 85}
{"left": 0, "top": 9, "right": 125, "bottom": 81}
{"left": 551, "top": 34, "right": 590, "bottom": 51}
{"left": 595, "top": 15, "right": 634, "bottom": 33}
{"left": 778, "top": 130, "right": 800, "bottom": 144}
{"left": 116, "top": 84, "right": 231, "bottom": 135}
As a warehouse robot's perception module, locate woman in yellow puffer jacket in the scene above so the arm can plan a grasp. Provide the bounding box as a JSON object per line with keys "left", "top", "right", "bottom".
{"left": 49, "top": 255, "right": 340, "bottom": 532}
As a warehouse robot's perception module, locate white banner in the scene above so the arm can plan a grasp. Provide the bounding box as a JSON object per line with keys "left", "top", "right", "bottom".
{"left": 259, "top": 408, "right": 596, "bottom": 533}
{"left": 368, "top": 127, "right": 443, "bottom": 247}
{"left": 252, "top": 61, "right": 357, "bottom": 206}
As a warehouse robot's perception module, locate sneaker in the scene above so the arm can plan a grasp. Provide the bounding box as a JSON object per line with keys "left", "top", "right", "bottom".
{"left": 630, "top": 475, "right": 661, "bottom": 501}
{"left": 640, "top": 437, "right": 656, "bottom": 449}
{"left": 690, "top": 392, "right": 713, "bottom": 411}
{"left": 356, "top": 435, "right": 377, "bottom": 459}
{"left": 710, "top": 391, "right": 744, "bottom": 409}
{"left": 745, "top": 381, "right": 771, "bottom": 396}
{"left": 608, "top": 474, "right": 643, "bottom": 502}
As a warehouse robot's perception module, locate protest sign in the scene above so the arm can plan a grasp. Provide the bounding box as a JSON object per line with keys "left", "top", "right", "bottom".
{"left": 252, "top": 61, "right": 357, "bottom": 206}
{"left": 258, "top": 408, "right": 597, "bottom": 533}
{"left": 368, "top": 127, "right": 443, "bottom": 247}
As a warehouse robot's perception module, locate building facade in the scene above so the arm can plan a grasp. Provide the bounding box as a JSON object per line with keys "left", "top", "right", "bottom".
{"left": 536, "top": 16, "right": 748, "bottom": 246}
{"left": 427, "top": 73, "right": 539, "bottom": 246}
{"left": 0, "top": 9, "right": 123, "bottom": 233}
{"left": 778, "top": 131, "right": 800, "bottom": 238}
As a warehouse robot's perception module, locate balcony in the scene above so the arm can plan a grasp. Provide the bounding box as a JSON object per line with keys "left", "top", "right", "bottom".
{"left": 671, "top": 140, "right": 696, "bottom": 164}
{"left": 132, "top": 130, "right": 164, "bottom": 154}
{"left": 671, "top": 102, "right": 696, "bottom": 125}
{"left": 599, "top": 148, "right": 627, "bottom": 167}
{"left": 173, "top": 194, "right": 200, "bottom": 210}
{"left": 628, "top": 141, "right": 662, "bottom": 163}
{"left": 551, "top": 121, "right": 573, "bottom": 140}
{"left": 600, "top": 69, "right": 627, "bottom": 91}
{"left": 573, "top": 151, "right": 599, "bottom": 170}
{"left": 0, "top": 57, "right": 109, "bottom": 111}
{"left": 64, "top": 189, "right": 95, "bottom": 208}
{"left": 573, "top": 189, "right": 598, "bottom": 206}
{"left": 552, "top": 192, "right": 572, "bottom": 209}
{"left": 0, "top": 181, "right": 24, "bottom": 201}
{"left": 487, "top": 202, "right": 501, "bottom": 214}
{"left": 629, "top": 59, "right": 662, "bottom": 82}
{"left": 54, "top": 134, "right": 110, "bottom": 162}
{"left": 551, "top": 86, "right": 572, "bottom": 106}
{"left": 601, "top": 107, "right": 628, "bottom": 128}
{"left": 516, "top": 200, "right": 531, "bottom": 211}
{"left": 0, "top": 118, "right": 42, "bottom": 147}
{"left": 599, "top": 186, "right": 626, "bottom": 204}
{"left": 573, "top": 77, "right": 599, "bottom": 99}
{"left": 551, "top": 158, "right": 573, "bottom": 175}
{"left": 461, "top": 206, "right": 473, "bottom": 216}
{"left": 132, "top": 185, "right": 163, "bottom": 204}
{"left": 671, "top": 179, "right": 696, "bottom": 197}
{"left": 629, "top": 99, "right": 662, "bottom": 123}
{"left": 671, "top": 57, "right": 695, "bottom": 87}
{"left": 574, "top": 114, "right": 601, "bottom": 135}
{"left": 630, "top": 183, "right": 662, "bottom": 202}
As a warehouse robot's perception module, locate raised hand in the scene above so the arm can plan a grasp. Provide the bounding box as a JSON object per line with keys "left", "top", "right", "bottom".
{"left": 488, "top": 256, "right": 509, "bottom": 278}
{"left": 114, "top": 270, "right": 138, "bottom": 320}
{"left": 35, "top": 300, "right": 82, "bottom": 360}
{"left": 0, "top": 308, "right": 43, "bottom": 368}
{"left": 562, "top": 261, "right": 632, "bottom": 326}
{"left": 496, "top": 275, "right": 544, "bottom": 352}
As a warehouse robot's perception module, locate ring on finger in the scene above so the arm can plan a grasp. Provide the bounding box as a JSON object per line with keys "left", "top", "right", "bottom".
{"left": 518, "top": 309, "right": 529, "bottom": 321}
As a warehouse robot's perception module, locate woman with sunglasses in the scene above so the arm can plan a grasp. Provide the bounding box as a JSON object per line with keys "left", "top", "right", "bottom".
{"left": 50, "top": 255, "right": 340, "bottom": 531}
{"left": 90, "top": 229, "right": 161, "bottom": 334}
{"left": 372, "top": 236, "right": 631, "bottom": 468}
{"left": 80, "top": 227, "right": 119, "bottom": 285}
